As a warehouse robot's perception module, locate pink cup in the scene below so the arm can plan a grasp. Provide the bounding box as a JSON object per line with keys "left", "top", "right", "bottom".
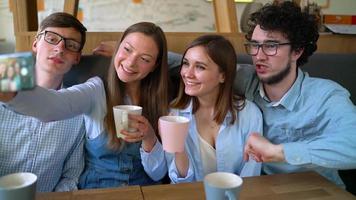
{"left": 159, "top": 115, "right": 190, "bottom": 153}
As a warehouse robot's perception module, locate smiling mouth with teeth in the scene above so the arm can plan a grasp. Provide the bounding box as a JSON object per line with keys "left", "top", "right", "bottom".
{"left": 122, "top": 65, "right": 136, "bottom": 74}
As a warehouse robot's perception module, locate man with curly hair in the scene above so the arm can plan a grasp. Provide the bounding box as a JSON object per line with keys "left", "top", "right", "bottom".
{"left": 239, "top": 1, "right": 356, "bottom": 188}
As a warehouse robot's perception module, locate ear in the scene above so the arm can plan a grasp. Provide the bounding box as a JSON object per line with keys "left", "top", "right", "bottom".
{"left": 219, "top": 72, "right": 225, "bottom": 83}
{"left": 73, "top": 53, "right": 81, "bottom": 65}
{"left": 32, "top": 39, "right": 38, "bottom": 53}
{"left": 291, "top": 48, "right": 304, "bottom": 62}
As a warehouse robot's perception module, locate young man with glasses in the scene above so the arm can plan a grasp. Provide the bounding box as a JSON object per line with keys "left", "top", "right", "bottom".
{"left": 0, "top": 12, "right": 86, "bottom": 192}
{"left": 238, "top": 2, "right": 356, "bottom": 188}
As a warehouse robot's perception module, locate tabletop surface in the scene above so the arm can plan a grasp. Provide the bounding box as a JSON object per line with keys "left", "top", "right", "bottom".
{"left": 36, "top": 172, "right": 355, "bottom": 200}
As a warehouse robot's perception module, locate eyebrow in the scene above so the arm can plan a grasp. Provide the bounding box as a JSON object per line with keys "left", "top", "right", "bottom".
{"left": 125, "top": 42, "right": 154, "bottom": 58}
{"left": 183, "top": 58, "right": 208, "bottom": 66}
{"left": 250, "top": 39, "right": 281, "bottom": 43}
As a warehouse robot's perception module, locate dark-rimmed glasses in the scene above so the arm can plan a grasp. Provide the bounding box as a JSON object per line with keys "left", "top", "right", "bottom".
{"left": 37, "top": 30, "right": 82, "bottom": 52}
{"left": 244, "top": 42, "right": 292, "bottom": 56}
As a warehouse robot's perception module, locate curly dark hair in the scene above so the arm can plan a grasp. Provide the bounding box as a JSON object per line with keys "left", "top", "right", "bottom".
{"left": 245, "top": 1, "right": 319, "bottom": 67}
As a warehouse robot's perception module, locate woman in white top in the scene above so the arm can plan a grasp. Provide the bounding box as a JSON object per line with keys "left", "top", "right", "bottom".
{"left": 141, "top": 34, "right": 263, "bottom": 183}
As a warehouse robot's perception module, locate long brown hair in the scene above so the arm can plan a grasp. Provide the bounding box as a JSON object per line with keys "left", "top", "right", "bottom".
{"left": 105, "top": 22, "right": 169, "bottom": 150}
{"left": 171, "top": 34, "right": 245, "bottom": 124}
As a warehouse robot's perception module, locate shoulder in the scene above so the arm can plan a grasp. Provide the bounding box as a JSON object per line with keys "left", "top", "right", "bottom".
{"left": 233, "top": 99, "right": 262, "bottom": 127}
{"left": 239, "top": 99, "right": 262, "bottom": 117}
{"left": 302, "top": 76, "right": 351, "bottom": 100}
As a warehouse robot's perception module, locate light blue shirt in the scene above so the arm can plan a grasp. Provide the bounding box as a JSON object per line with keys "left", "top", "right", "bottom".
{"left": 141, "top": 100, "right": 263, "bottom": 183}
{"left": 0, "top": 101, "right": 85, "bottom": 192}
{"left": 239, "top": 66, "right": 356, "bottom": 186}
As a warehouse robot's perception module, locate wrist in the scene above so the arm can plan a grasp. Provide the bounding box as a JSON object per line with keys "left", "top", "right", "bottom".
{"left": 142, "top": 135, "right": 157, "bottom": 153}
{"left": 274, "top": 144, "right": 285, "bottom": 162}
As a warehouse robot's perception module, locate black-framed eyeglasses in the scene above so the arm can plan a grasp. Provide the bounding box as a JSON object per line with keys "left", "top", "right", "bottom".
{"left": 37, "top": 30, "right": 82, "bottom": 52}
{"left": 244, "top": 41, "right": 292, "bottom": 56}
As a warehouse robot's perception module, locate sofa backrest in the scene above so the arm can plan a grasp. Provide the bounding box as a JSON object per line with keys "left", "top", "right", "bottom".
{"left": 63, "top": 53, "right": 356, "bottom": 104}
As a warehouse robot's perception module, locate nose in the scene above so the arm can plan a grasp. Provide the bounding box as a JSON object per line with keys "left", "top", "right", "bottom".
{"left": 181, "top": 65, "right": 194, "bottom": 78}
{"left": 125, "top": 54, "right": 138, "bottom": 68}
{"left": 255, "top": 46, "right": 267, "bottom": 60}
{"left": 53, "top": 39, "right": 66, "bottom": 53}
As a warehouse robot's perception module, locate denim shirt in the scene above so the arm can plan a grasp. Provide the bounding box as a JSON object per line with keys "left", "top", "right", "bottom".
{"left": 141, "top": 100, "right": 263, "bottom": 183}
{"left": 79, "top": 132, "right": 156, "bottom": 189}
{"left": 7, "top": 77, "right": 157, "bottom": 188}
{"left": 241, "top": 67, "right": 356, "bottom": 187}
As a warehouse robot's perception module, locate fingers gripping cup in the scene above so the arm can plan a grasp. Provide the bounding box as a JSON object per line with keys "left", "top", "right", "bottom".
{"left": 113, "top": 105, "right": 142, "bottom": 138}
{"left": 159, "top": 115, "right": 190, "bottom": 153}
{"left": 204, "top": 172, "right": 243, "bottom": 200}
{"left": 0, "top": 172, "right": 37, "bottom": 200}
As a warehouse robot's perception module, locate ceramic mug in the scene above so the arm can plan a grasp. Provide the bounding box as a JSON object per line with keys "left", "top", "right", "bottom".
{"left": 204, "top": 172, "right": 243, "bottom": 200}
{"left": 113, "top": 105, "right": 142, "bottom": 138}
{"left": 0, "top": 172, "right": 37, "bottom": 200}
{"left": 159, "top": 115, "right": 190, "bottom": 153}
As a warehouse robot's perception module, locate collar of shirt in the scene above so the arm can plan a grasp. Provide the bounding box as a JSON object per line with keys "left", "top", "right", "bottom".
{"left": 258, "top": 68, "right": 306, "bottom": 111}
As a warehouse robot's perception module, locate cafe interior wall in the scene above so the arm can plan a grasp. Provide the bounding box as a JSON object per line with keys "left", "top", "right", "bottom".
{"left": 0, "top": 0, "right": 355, "bottom": 54}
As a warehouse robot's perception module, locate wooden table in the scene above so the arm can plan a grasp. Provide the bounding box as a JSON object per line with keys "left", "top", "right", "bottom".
{"left": 37, "top": 172, "right": 355, "bottom": 200}
{"left": 36, "top": 185, "right": 143, "bottom": 200}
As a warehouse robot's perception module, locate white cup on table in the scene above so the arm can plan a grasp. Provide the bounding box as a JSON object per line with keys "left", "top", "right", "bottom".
{"left": 0, "top": 172, "right": 37, "bottom": 200}
{"left": 204, "top": 172, "right": 243, "bottom": 200}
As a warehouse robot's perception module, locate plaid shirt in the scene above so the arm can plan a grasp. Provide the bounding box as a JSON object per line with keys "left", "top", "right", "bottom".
{"left": 0, "top": 103, "right": 85, "bottom": 192}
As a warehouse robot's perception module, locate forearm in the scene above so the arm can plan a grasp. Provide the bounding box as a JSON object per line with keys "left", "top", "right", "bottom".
{"left": 6, "top": 78, "right": 101, "bottom": 121}
{"left": 54, "top": 156, "right": 84, "bottom": 192}
{"left": 284, "top": 138, "right": 356, "bottom": 169}
{"left": 140, "top": 141, "right": 167, "bottom": 181}
{"left": 142, "top": 134, "right": 158, "bottom": 153}
{"left": 174, "top": 151, "right": 189, "bottom": 178}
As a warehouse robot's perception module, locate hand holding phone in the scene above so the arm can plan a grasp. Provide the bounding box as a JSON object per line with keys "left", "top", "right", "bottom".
{"left": 0, "top": 52, "right": 35, "bottom": 92}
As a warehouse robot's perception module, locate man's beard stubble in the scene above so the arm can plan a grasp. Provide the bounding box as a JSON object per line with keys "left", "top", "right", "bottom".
{"left": 260, "top": 62, "right": 292, "bottom": 85}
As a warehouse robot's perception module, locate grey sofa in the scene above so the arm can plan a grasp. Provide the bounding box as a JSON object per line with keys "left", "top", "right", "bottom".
{"left": 64, "top": 52, "right": 356, "bottom": 104}
{"left": 63, "top": 52, "right": 356, "bottom": 195}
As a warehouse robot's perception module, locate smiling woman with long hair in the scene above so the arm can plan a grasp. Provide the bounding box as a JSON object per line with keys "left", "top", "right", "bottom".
{"left": 141, "top": 34, "right": 263, "bottom": 183}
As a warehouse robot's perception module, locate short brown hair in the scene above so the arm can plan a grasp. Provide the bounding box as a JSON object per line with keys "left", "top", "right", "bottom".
{"left": 38, "top": 12, "right": 87, "bottom": 51}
